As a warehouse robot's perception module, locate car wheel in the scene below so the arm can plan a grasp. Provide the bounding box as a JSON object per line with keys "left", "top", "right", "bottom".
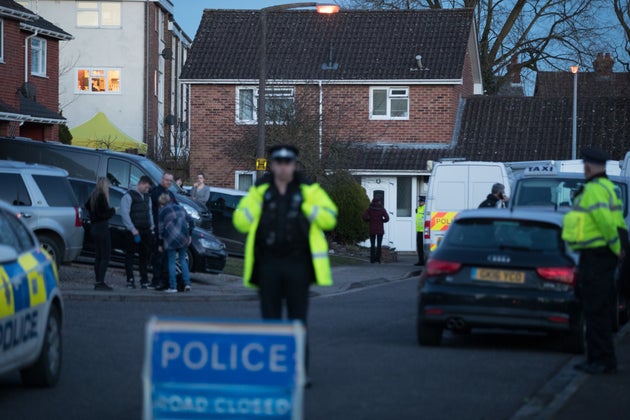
{"left": 37, "top": 233, "right": 63, "bottom": 267}
{"left": 562, "top": 314, "right": 586, "bottom": 354}
{"left": 417, "top": 319, "right": 443, "bottom": 346}
{"left": 20, "top": 305, "right": 62, "bottom": 387}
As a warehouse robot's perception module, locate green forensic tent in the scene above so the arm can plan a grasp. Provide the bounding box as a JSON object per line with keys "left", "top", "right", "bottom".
{"left": 70, "top": 112, "right": 147, "bottom": 153}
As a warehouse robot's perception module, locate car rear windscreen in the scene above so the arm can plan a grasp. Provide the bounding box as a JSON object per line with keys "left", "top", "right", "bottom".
{"left": 444, "top": 219, "right": 561, "bottom": 252}
{"left": 33, "top": 175, "right": 78, "bottom": 207}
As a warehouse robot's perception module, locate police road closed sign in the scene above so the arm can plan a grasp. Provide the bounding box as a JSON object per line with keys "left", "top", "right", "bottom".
{"left": 143, "top": 317, "right": 306, "bottom": 420}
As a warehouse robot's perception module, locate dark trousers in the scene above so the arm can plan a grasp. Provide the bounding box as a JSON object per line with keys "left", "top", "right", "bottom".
{"left": 416, "top": 231, "right": 424, "bottom": 263}
{"left": 151, "top": 240, "right": 167, "bottom": 287}
{"left": 124, "top": 229, "right": 153, "bottom": 283}
{"left": 91, "top": 221, "right": 111, "bottom": 284}
{"left": 258, "top": 254, "right": 313, "bottom": 370}
{"left": 578, "top": 248, "right": 618, "bottom": 367}
{"left": 369, "top": 234, "right": 383, "bottom": 263}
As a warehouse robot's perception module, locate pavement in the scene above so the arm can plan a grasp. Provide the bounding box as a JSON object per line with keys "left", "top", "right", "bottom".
{"left": 56, "top": 253, "right": 630, "bottom": 418}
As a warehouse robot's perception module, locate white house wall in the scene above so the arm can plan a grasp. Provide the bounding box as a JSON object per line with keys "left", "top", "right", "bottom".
{"left": 36, "top": 0, "right": 146, "bottom": 141}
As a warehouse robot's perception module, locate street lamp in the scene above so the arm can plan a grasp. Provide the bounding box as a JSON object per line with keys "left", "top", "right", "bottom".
{"left": 570, "top": 65, "right": 579, "bottom": 160}
{"left": 256, "top": 3, "right": 340, "bottom": 174}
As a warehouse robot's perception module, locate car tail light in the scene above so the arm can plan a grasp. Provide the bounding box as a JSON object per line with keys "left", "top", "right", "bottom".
{"left": 426, "top": 259, "right": 462, "bottom": 276}
{"left": 536, "top": 267, "right": 575, "bottom": 286}
{"left": 548, "top": 315, "right": 570, "bottom": 324}
{"left": 423, "top": 220, "right": 431, "bottom": 240}
{"left": 74, "top": 206, "right": 83, "bottom": 227}
{"left": 424, "top": 308, "right": 444, "bottom": 316}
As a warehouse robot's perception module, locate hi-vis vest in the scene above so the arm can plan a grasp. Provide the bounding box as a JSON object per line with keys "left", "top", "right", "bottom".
{"left": 233, "top": 181, "right": 338, "bottom": 288}
{"left": 562, "top": 176, "right": 626, "bottom": 256}
{"left": 416, "top": 204, "right": 425, "bottom": 232}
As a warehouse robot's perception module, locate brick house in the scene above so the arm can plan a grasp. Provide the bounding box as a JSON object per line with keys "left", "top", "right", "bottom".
{"left": 181, "top": 9, "right": 483, "bottom": 251}
{"left": 26, "top": 0, "right": 191, "bottom": 158}
{"left": 0, "top": 0, "right": 72, "bottom": 140}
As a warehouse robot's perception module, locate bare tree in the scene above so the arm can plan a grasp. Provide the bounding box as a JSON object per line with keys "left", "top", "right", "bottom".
{"left": 614, "top": 0, "right": 630, "bottom": 70}
{"left": 343, "top": 0, "right": 613, "bottom": 94}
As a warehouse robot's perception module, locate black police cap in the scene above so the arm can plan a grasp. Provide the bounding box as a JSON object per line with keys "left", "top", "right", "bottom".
{"left": 269, "top": 144, "right": 299, "bottom": 161}
{"left": 581, "top": 147, "right": 609, "bottom": 165}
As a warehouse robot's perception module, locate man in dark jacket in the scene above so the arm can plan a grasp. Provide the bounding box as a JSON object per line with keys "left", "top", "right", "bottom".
{"left": 479, "top": 183, "right": 508, "bottom": 208}
{"left": 362, "top": 197, "right": 390, "bottom": 263}
{"left": 150, "top": 172, "right": 177, "bottom": 290}
{"left": 121, "top": 175, "right": 154, "bottom": 289}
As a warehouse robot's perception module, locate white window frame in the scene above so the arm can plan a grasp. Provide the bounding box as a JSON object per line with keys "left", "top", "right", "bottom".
{"left": 235, "top": 171, "right": 256, "bottom": 191}
{"left": 76, "top": 1, "right": 122, "bottom": 29}
{"left": 0, "top": 19, "right": 4, "bottom": 63}
{"left": 369, "top": 86, "right": 410, "bottom": 120}
{"left": 235, "top": 86, "right": 295, "bottom": 125}
{"left": 30, "top": 37, "right": 46, "bottom": 77}
{"left": 75, "top": 68, "right": 122, "bottom": 94}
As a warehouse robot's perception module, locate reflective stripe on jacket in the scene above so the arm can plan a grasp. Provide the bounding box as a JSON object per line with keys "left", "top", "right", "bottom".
{"left": 562, "top": 176, "right": 626, "bottom": 255}
{"left": 416, "top": 205, "right": 425, "bottom": 232}
{"left": 233, "top": 181, "right": 338, "bottom": 288}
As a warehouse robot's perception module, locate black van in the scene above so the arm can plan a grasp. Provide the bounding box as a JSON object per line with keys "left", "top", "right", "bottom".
{"left": 0, "top": 136, "right": 211, "bottom": 229}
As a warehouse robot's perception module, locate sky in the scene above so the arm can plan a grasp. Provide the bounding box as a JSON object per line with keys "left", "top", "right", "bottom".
{"left": 172, "top": 1, "right": 319, "bottom": 39}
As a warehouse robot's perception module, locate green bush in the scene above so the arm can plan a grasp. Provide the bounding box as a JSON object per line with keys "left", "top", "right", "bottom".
{"left": 58, "top": 124, "right": 72, "bottom": 145}
{"left": 321, "top": 171, "right": 370, "bottom": 245}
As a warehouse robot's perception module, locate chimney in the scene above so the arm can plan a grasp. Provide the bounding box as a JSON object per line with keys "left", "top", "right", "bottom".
{"left": 507, "top": 55, "right": 521, "bottom": 84}
{"left": 593, "top": 52, "right": 614, "bottom": 76}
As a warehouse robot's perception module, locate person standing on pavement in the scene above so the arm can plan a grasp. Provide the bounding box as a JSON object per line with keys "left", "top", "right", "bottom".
{"left": 158, "top": 193, "right": 193, "bottom": 293}
{"left": 478, "top": 183, "right": 509, "bottom": 208}
{"left": 85, "top": 177, "right": 116, "bottom": 291}
{"left": 151, "top": 172, "right": 177, "bottom": 290}
{"left": 121, "top": 175, "right": 154, "bottom": 289}
{"left": 415, "top": 196, "right": 426, "bottom": 266}
{"left": 191, "top": 172, "right": 211, "bottom": 209}
{"left": 362, "top": 197, "right": 389, "bottom": 264}
{"left": 563, "top": 148, "right": 628, "bottom": 375}
{"left": 233, "top": 145, "right": 337, "bottom": 385}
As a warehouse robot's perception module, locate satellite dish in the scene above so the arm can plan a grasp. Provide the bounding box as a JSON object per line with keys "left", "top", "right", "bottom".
{"left": 160, "top": 48, "right": 173, "bottom": 60}
{"left": 20, "top": 82, "right": 37, "bottom": 99}
{"left": 164, "top": 114, "right": 177, "bottom": 125}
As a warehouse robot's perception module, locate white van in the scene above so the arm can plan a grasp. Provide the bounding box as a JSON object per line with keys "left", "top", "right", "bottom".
{"left": 423, "top": 160, "right": 511, "bottom": 257}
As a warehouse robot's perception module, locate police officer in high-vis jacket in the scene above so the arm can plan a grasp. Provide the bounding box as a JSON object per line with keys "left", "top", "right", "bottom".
{"left": 233, "top": 145, "right": 337, "bottom": 382}
{"left": 415, "top": 196, "right": 425, "bottom": 266}
{"left": 562, "top": 148, "right": 628, "bottom": 375}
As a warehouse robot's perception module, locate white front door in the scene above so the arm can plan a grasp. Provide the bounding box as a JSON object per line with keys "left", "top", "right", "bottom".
{"left": 361, "top": 177, "right": 396, "bottom": 248}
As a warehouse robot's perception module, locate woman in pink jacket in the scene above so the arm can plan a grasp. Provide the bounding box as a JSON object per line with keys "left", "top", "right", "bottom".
{"left": 362, "top": 198, "right": 390, "bottom": 263}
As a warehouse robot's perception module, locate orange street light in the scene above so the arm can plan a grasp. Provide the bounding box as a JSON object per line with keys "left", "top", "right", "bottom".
{"left": 316, "top": 4, "right": 340, "bottom": 14}
{"left": 570, "top": 65, "right": 579, "bottom": 74}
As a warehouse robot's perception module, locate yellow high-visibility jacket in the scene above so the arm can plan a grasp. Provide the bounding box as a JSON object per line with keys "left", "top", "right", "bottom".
{"left": 416, "top": 204, "right": 425, "bottom": 233}
{"left": 562, "top": 176, "right": 626, "bottom": 256}
{"left": 233, "top": 178, "right": 338, "bottom": 288}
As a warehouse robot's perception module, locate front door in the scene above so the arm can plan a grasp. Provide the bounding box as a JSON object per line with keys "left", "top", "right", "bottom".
{"left": 361, "top": 177, "right": 396, "bottom": 249}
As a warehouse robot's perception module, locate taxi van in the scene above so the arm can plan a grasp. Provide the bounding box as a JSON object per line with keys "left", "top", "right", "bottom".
{"left": 0, "top": 200, "right": 63, "bottom": 387}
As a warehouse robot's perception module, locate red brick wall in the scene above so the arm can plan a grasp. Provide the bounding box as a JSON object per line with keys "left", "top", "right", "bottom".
{"left": 0, "top": 19, "right": 26, "bottom": 111}
{"left": 189, "top": 81, "right": 464, "bottom": 188}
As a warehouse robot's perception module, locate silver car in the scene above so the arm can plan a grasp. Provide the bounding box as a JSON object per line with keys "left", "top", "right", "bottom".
{"left": 0, "top": 161, "right": 84, "bottom": 265}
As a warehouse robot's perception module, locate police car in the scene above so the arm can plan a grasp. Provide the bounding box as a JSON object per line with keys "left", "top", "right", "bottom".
{"left": 0, "top": 200, "right": 63, "bottom": 387}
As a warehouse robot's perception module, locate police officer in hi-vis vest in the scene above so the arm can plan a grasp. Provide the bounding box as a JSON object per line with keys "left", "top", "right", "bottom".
{"left": 562, "top": 148, "right": 628, "bottom": 374}
{"left": 233, "top": 145, "right": 337, "bottom": 385}
{"left": 415, "top": 196, "right": 426, "bottom": 266}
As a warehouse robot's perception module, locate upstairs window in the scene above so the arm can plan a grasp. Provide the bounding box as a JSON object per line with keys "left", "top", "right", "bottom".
{"left": 76, "top": 68, "right": 121, "bottom": 93}
{"left": 30, "top": 37, "right": 46, "bottom": 76}
{"left": 236, "top": 87, "right": 295, "bottom": 124}
{"left": 0, "top": 19, "right": 4, "bottom": 62}
{"left": 370, "top": 87, "right": 409, "bottom": 120}
{"left": 77, "top": 1, "right": 121, "bottom": 28}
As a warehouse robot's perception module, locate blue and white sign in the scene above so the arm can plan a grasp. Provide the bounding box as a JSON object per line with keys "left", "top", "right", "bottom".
{"left": 142, "top": 317, "right": 306, "bottom": 420}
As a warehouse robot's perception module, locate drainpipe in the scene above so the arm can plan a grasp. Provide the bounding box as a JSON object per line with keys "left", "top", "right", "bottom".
{"left": 318, "top": 80, "right": 323, "bottom": 160}
{"left": 145, "top": 0, "right": 150, "bottom": 154}
{"left": 24, "top": 31, "right": 38, "bottom": 83}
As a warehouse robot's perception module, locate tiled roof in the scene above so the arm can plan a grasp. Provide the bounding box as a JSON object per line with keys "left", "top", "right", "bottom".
{"left": 182, "top": 9, "right": 474, "bottom": 81}
{"left": 328, "top": 96, "right": 630, "bottom": 171}
{"left": 0, "top": 0, "right": 72, "bottom": 39}
{"left": 535, "top": 71, "right": 630, "bottom": 97}
{"left": 0, "top": 99, "right": 20, "bottom": 115}
{"left": 0, "top": 0, "right": 36, "bottom": 18}
{"left": 20, "top": 96, "right": 65, "bottom": 122}
{"left": 21, "top": 16, "right": 73, "bottom": 40}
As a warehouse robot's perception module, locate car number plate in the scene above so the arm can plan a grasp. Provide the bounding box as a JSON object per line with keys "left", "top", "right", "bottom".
{"left": 472, "top": 268, "right": 525, "bottom": 284}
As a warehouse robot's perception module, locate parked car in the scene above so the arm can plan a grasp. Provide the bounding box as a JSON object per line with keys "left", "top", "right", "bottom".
{"left": 69, "top": 179, "right": 227, "bottom": 274}
{"left": 0, "top": 199, "right": 64, "bottom": 386}
{"left": 417, "top": 208, "right": 584, "bottom": 353}
{"left": 510, "top": 171, "right": 630, "bottom": 330}
{"left": 205, "top": 187, "right": 247, "bottom": 256}
{"left": 0, "top": 160, "right": 84, "bottom": 266}
{"left": 0, "top": 136, "right": 212, "bottom": 231}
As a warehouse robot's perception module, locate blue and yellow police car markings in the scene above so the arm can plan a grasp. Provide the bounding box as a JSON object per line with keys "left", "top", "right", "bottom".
{"left": 18, "top": 252, "right": 47, "bottom": 308}
{"left": 0, "top": 267, "right": 14, "bottom": 318}
{"left": 39, "top": 248, "right": 59, "bottom": 297}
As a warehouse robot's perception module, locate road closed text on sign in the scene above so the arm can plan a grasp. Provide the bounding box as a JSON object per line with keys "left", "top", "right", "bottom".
{"left": 143, "top": 317, "right": 306, "bottom": 420}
